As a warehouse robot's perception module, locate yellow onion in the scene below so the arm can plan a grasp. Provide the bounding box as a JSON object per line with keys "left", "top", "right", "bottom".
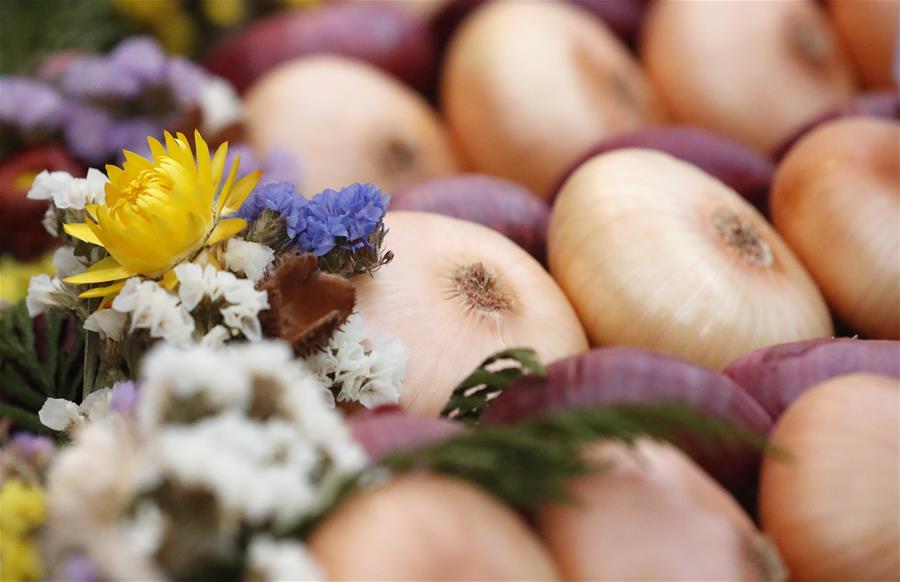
{"left": 760, "top": 373, "right": 899, "bottom": 580}
{"left": 309, "top": 473, "right": 560, "bottom": 580}
{"left": 539, "top": 441, "right": 785, "bottom": 581}
{"left": 243, "top": 55, "right": 462, "bottom": 195}
{"left": 772, "top": 117, "right": 899, "bottom": 339}
{"left": 549, "top": 149, "right": 832, "bottom": 369}
{"left": 354, "top": 211, "right": 588, "bottom": 416}
{"left": 828, "top": 0, "right": 899, "bottom": 88}
{"left": 442, "top": 0, "right": 664, "bottom": 198}
{"left": 642, "top": 0, "right": 856, "bottom": 153}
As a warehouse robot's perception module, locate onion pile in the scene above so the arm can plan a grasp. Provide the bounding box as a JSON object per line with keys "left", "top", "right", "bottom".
{"left": 760, "top": 374, "right": 899, "bottom": 580}
{"left": 549, "top": 149, "right": 832, "bottom": 369}
{"left": 772, "top": 117, "right": 899, "bottom": 339}
{"left": 641, "top": 0, "right": 856, "bottom": 153}
{"left": 442, "top": 0, "right": 664, "bottom": 197}
{"left": 243, "top": 56, "right": 461, "bottom": 195}
{"left": 828, "top": 0, "right": 899, "bottom": 89}
{"left": 309, "top": 474, "right": 560, "bottom": 580}
{"left": 354, "top": 211, "right": 588, "bottom": 416}
{"left": 539, "top": 441, "right": 784, "bottom": 581}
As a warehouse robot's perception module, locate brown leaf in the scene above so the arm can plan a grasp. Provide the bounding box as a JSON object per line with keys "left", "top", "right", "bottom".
{"left": 258, "top": 252, "right": 356, "bottom": 356}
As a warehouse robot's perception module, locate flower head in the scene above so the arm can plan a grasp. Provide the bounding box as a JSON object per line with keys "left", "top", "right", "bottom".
{"left": 297, "top": 183, "right": 390, "bottom": 256}
{"left": 238, "top": 181, "right": 305, "bottom": 239}
{"left": 62, "top": 131, "right": 260, "bottom": 300}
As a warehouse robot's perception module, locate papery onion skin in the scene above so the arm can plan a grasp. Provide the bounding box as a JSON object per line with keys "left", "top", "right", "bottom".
{"left": 827, "top": 0, "right": 899, "bottom": 89}
{"left": 771, "top": 90, "right": 899, "bottom": 161}
{"left": 393, "top": 174, "right": 551, "bottom": 263}
{"left": 772, "top": 117, "right": 900, "bottom": 340}
{"left": 442, "top": 0, "right": 664, "bottom": 197}
{"left": 760, "top": 374, "right": 900, "bottom": 581}
{"left": 724, "top": 338, "right": 900, "bottom": 420}
{"left": 539, "top": 441, "right": 784, "bottom": 582}
{"left": 549, "top": 126, "right": 775, "bottom": 214}
{"left": 309, "top": 474, "right": 560, "bottom": 581}
{"left": 354, "top": 211, "right": 588, "bottom": 417}
{"left": 349, "top": 411, "right": 465, "bottom": 461}
{"left": 641, "top": 0, "right": 857, "bottom": 153}
{"left": 244, "top": 56, "right": 462, "bottom": 195}
{"left": 482, "top": 347, "right": 773, "bottom": 498}
{"left": 549, "top": 149, "right": 832, "bottom": 369}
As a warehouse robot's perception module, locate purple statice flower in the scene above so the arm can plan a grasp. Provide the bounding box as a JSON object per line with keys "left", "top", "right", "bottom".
{"left": 9, "top": 433, "right": 54, "bottom": 462}
{"left": 0, "top": 76, "right": 66, "bottom": 132}
{"left": 238, "top": 182, "right": 306, "bottom": 239}
{"left": 63, "top": 104, "right": 114, "bottom": 164}
{"left": 109, "top": 381, "right": 140, "bottom": 415}
{"left": 60, "top": 553, "right": 101, "bottom": 582}
{"left": 107, "top": 118, "right": 161, "bottom": 158}
{"left": 166, "top": 57, "right": 210, "bottom": 106}
{"left": 107, "top": 36, "right": 168, "bottom": 89}
{"left": 296, "top": 184, "right": 390, "bottom": 256}
{"left": 226, "top": 143, "right": 301, "bottom": 186}
{"left": 60, "top": 55, "right": 140, "bottom": 99}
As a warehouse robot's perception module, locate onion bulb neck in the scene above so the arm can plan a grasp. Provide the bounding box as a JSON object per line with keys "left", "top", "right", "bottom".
{"left": 746, "top": 532, "right": 789, "bottom": 582}
{"left": 453, "top": 262, "right": 516, "bottom": 313}
{"left": 714, "top": 209, "right": 773, "bottom": 268}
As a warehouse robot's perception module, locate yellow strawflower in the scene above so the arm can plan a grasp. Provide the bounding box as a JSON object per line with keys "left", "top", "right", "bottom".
{"left": 63, "top": 131, "right": 260, "bottom": 299}
{"left": 0, "top": 479, "right": 46, "bottom": 582}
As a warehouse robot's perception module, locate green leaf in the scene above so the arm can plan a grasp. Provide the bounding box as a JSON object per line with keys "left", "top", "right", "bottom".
{"left": 440, "top": 348, "right": 545, "bottom": 426}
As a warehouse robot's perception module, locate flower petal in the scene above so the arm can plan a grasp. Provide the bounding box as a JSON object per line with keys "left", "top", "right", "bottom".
{"left": 63, "top": 222, "right": 104, "bottom": 246}
{"left": 80, "top": 281, "right": 127, "bottom": 300}
{"left": 207, "top": 217, "right": 247, "bottom": 245}
{"left": 215, "top": 156, "right": 240, "bottom": 214}
{"left": 221, "top": 170, "right": 262, "bottom": 215}
{"left": 64, "top": 256, "right": 134, "bottom": 285}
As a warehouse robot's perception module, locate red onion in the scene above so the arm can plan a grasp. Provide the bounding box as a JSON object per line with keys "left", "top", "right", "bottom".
{"left": 349, "top": 412, "right": 465, "bottom": 461}
{"left": 724, "top": 338, "right": 900, "bottom": 420}
{"left": 392, "top": 174, "right": 550, "bottom": 263}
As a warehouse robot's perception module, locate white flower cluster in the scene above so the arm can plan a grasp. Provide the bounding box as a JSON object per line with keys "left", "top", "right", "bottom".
{"left": 307, "top": 314, "right": 408, "bottom": 409}
{"left": 38, "top": 388, "right": 112, "bottom": 432}
{"left": 246, "top": 536, "right": 323, "bottom": 581}
{"left": 25, "top": 247, "right": 87, "bottom": 316}
{"left": 222, "top": 238, "right": 275, "bottom": 283}
{"left": 27, "top": 167, "right": 107, "bottom": 210}
{"left": 198, "top": 76, "right": 243, "bottom": 135}
{"left": 106, "top": 278, "right": 195, "bottom": 347}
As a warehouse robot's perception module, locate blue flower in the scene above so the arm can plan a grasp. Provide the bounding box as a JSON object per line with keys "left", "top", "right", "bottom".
{"left": 239, "top": 182, "right": 306, "bottom": 239}
{"left": 296, "top": 183, "right": 390, "bottom": 257}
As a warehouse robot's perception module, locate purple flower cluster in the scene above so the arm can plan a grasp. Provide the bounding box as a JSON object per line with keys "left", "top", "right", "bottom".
{"left": 0, "top": 77, "right": 66, "bottom": 132}
{"left": 239, "top": 182, "right": 391, "bottom": 256}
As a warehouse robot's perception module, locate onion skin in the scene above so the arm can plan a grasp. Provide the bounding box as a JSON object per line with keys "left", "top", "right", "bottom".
{"left": 442, "top": 0, "right": 664, "bottom": 197}
{"left": 354, "top": 211, "right": 588, "bottom": 416}
{"left": 481, "top": 347, "right": 773, "bottom": 497}
{"left": 568, "top": 0, "right": 649, "bottom": 46}
{"left": 724, "top": 338, "right": 900, "bottom": 421}
{"left": 349, "top": 411, "right": 465, "bottom": 461}
{"left": 828, "top": 0, "right": 899, "bottom": 88}
{"left": 772, "top": 117, "right": 900, "bottom": 339}
{"left": 203, "top": 2, "right": 434, "bottom": 94}
{"left": 771, "top": 90, "right": 900, "bottom": 161}
{"left": 642, "top": 0, "right": 857, "bottom": 153}
{"left": 309, "top": 474, "right": 560, "bottom": 580}
{"left": 549, "top": 126, "right": 775, "bottom": 214}
{"left": 550, "top": 149, "right": 833, "bottom": 369}
{"left": 760, "top": 374, "right": 900, "bottom": 581}
{"left": 393, "top": 174, "right": 550, "bottom": 263}
{"left": 243, "top": 56, "right": 462, "bottom": 195}
{"left": 539, "top": 441, "right": 782, "bottom": 582}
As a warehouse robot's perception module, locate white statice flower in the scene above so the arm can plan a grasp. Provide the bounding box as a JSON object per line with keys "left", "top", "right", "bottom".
{"left": 200, "top": 325, "right": 230, "bottom": 348}
{"left": 306, "top": 314, "right": 408, "bottom": 409}
{"left": 174, "top": 263, "right": 269, "bottom": 341}
{"left": 27, "top": 168, "right": 107, "bottom": 210}
{"left": 42, "top": 205, "right": 59, "bottom": 236}
{"left": 38, "top": 389, "right": 111, "bottom": 432}
{"left": 223, "top": 238, "right": 275, "bottom": 283}
{"left": 112, "top": 277, "right": 194, "bottom": 347}
{"left": 84, "top": 308, "right": 127, "bottom": 341}
{"left": 51, "top": 246, "right": 87, "bottom": 278}
{"left": 246, "top": 536, "right": 323, "bottom": 582}
{"left": 25, "top": 274, "right": 67, "bottom": 316}
{"left": 199, "top": 76, "right": 242, "bottom": 134}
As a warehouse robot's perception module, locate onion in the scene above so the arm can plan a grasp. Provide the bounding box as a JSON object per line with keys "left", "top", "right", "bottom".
{"left": 772, "top": 117, "right": 899, "bottom": 339}
{"left": 772, "top": 90, "right": 900, "bottom": 160}
{"left": 760, "top": 374, "right": 899, "bottom": 580}
{"left": 549, "top": 149, "right": 832, "bottom": 369}
{"left": 568, "top": 0, "right": 649, "bottom": 46}
{"left": 309, "top": 474, "right": 560, "bottom": 580}
{"left": 828, "top": 0, "right": 899, "bottom": 88}
{"left": 393, "top": 174, "right": 551, "bottom": 263}
{"left": 482, "top": 347, "right": 773, "bottom": 498}
{"left": 354, "top": 211, "right": 588, "bottom": 416}
{"left": 202, "top": 2, "right": 435, "bottom": 94}
{"left": 724, "top": 338, "right": 900, "bottom": 420}
{"left": 243, "top": 56, "right": 462, "bottom": 195}
{"left": 442, "top": 0, "right": 664, "bottom": 197}
{"left": 641, "top": 0, "right": 857, "bottom": 153}
{"left": 539, "top": 440, "right": 785, "bottom": 581}
{"left": 549, "top": 126, "right": 776, "bottom": 214}
{"left": 349, "top": 411, "right": 465, "bottom": 461}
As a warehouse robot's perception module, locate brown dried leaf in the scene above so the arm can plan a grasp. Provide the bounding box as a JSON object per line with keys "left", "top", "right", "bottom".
{"left": 258, "top": 252, "right": 356, "bottom": 356}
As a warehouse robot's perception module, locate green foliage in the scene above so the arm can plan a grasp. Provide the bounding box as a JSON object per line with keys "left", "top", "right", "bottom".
{"left": 440, "top": 348, "right": 544, "bottom": 426}
{"left": 0, "top": 301, "right": 84, "bottom": 433}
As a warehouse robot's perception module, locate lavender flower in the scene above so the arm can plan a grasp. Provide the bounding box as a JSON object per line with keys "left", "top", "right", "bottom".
{"left": 0, "top": 76, "right": 66, "bottom": 132}
{"left": 239, "top": 182, "right": 306, "bottom": 239}
{"left": 108, "top": 36, "right": 168, "bottom": 88}
{"left": 297, "top": 184, "right": 390, "bottom": 257}
{"left": 226, "top": 143, "right": 301, "bottom": 186}
{"left": 60, "top": 55, "right": 140, "bottom": 99}
{"left": 9, "top": 433, "right": 55, "bottom": 461}
{"left": 59, "top": 554, "right": 101, "bottom": 582}
{"left": 106, "top": 119, "right": 161, "bottom": 157}
{"left": 166, "top": 57, "right": 209, "bottom": 106}
{"left": 109, "top": 381, "right": 141, "bottom": 415}
{"left": 63, "top": 104, "right": 114, "bottom": 164}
